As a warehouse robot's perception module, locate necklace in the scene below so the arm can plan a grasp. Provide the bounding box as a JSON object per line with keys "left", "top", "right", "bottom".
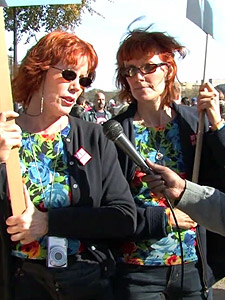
{"left": 154, "top": 129, "right": 165, "bottom": 165}
{"left": 28, "top": 132, "right": 61, "bottom": 208}
{"left": 155, "top": 150, "right": 164, "bottom": 162}
{"left": 135, "top": 108, "right": 172, "bottom": 165}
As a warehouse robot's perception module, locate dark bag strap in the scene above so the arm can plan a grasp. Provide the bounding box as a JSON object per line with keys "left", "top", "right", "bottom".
{"left": 86, "top": 245, "right": 116, "bottom": 278}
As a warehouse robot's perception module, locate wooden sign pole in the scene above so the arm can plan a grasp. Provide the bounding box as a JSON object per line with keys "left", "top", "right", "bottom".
{"left": 0, "top": 7, "right": 25, "bottom": 215}
{"left": 192, "top": 33, "right": 209, "bottom": 183}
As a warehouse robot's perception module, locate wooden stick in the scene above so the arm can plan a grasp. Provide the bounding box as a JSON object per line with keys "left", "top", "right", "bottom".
{"left": 192, "top": 111, "right": 204, "bottom": 183}
{"left": 192, "top": 33, "right": 209, "bottom": 183}
{"left": 0, "top": 8, "right": 25, "bottom": 215}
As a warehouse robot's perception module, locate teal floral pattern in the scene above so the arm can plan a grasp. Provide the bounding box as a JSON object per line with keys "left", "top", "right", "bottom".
{"left": 12, "top": 124, "right": 81, "bottom": 259}
{"left": 121, "top": 119, "right": 198, "bottom": 266}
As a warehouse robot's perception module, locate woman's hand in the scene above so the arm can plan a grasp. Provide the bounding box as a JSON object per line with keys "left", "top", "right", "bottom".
{"left": 6, "top": 185, "right": 48, "bottom": 244}
{"left": 0, "top": 111, "right": 22, "bottom": 163}
{"left": 197, "top": 82, "right": 221, "bottom": 126}
{"left": 168, "top": 208, "right": 197, "bottom": 229}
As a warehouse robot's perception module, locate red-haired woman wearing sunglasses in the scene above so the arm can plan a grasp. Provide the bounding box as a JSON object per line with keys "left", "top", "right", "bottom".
{"left": 0, "top": 31, "right": 137, "bottom": 300}
{"left": 112, "top": 25, "right": 225, "bottom": 300}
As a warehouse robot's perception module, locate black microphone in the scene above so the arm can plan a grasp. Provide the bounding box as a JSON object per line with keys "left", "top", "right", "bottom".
{"left": 103, "top": 119, "right": 154, "bottom": 175}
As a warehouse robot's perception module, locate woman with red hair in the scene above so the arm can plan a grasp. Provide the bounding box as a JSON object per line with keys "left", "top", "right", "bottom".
{"left": 112, "top": 25, "right": 225, "bottom": 299}
{"left": 0, "top": 31, "right": 136, "bottom": 300}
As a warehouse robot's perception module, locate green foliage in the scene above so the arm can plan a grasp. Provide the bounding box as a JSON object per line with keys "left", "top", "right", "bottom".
{"left": 3, "top": 1, "right": 102, "bottom": 44}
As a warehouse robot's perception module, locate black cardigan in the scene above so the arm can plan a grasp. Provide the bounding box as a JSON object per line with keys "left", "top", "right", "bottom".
{"left": 0, "top": 116, "right": 137, "bottom": 300}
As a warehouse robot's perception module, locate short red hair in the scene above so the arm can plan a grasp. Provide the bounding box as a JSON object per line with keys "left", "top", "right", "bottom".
{"left": 13, "top": 31, "right": 98, "bottom": 107}
{"left": 116, "top": 27, "right": 187, "bottom": 106}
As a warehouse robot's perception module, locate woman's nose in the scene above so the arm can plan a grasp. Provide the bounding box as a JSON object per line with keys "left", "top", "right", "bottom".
{"left": 68, "top": 79, "right": 81, "bottom": 93}
{"left": 135, "top": 70, "right": 145, "bottom": 80}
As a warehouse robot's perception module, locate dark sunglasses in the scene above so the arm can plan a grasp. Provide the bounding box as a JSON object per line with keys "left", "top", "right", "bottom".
{"left": 51, "top": 66, "right": 92, "bottom": 88}
{"left": 121, "top": 63, "right": 168, "bottom": 78}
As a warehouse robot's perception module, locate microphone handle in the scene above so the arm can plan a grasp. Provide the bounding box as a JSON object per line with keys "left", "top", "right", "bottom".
{"left": 114, "top": 133, "right": 154, "bottom": 175}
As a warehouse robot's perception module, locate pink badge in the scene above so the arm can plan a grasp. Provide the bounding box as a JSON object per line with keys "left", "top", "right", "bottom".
{"left": 74, "top": 147, "right": 92, "bottom": 165}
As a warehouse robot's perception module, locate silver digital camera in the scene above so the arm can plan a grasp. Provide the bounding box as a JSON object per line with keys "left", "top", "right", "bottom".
{"left": 47, "top": 236, "right": 68, "bottom": 268}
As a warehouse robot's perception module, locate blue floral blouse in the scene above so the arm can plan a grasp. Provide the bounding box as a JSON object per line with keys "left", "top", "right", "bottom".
{"left": 120, "top": 119, "right": 198, "bottom": 266}
{"left": 12, "top": 124, "right": 81, "bottom": 259}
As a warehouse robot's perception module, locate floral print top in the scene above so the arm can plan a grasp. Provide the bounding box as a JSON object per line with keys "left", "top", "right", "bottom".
{"left": 120, "top": 119, "right": 198, "bottom": 266}
{"left": 12, "top": 124, "right": 81, "bottom": 259}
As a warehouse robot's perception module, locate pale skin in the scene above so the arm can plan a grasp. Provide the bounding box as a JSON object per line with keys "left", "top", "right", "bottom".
{"left": 93, "top": 92, "right": 106, "bottom": 112}
{"left": 125, "top": 55, "right": 221, "bottom": 230}
{"left": 125, "top": 55, "right": 174, "bottom": 127}
{"left": 197, "top": 81, "right": 221, "bottom": 125}
{"left": 0, "top": 57, "right": 88, "bottom": 244}
{"left": 0, "top": 111, "right": 22, "bottom": 163}
{"left": 6, "top": 185, "right": 48, "bottom": 245}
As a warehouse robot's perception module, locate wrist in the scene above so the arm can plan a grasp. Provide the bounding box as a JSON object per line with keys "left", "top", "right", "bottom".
{"left": 173, "top": 180, "right": 186, "bottom": 206}
{"left": 211, "top": 119, "right": 225, "bottom": 131}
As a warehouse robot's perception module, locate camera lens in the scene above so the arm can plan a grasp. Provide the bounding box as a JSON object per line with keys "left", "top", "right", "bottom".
{"left": 49, "top": 246, "right": 67, "bottom": 267}
{"left": 55, "top": 252, "right": 63, "bottom": 260}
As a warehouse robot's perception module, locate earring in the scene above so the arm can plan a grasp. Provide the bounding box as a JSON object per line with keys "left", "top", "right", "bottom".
{"left": 24, "top": 96, "right": 44, "bottom": 117}
{"left": 40, "top": 96, "right": 44, "bottom": 114}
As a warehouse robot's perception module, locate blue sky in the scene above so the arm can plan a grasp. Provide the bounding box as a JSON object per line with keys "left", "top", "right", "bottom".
{"left": 5, "top": 0, "right": 225, "bottom": 91}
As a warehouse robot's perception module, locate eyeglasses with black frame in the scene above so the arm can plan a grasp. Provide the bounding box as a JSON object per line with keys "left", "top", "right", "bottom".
{"left": 51, "top": 66, "right": 93, "bottom": 88}
{"left": 121, "top": 63, "right": 168, "bottom": 78}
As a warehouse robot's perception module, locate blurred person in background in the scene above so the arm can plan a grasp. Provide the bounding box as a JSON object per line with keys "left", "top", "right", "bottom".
{"left": 70, "top": 95, "right": 87, "bottom": 118}
{"left": 181, "top": 96, "right": 191, "bottom": 106}
{"left": 191, "top": 97, "right": 197, "bottom": 106}
{"left": 82, "top": 91, "right": 112, "bottom": 124}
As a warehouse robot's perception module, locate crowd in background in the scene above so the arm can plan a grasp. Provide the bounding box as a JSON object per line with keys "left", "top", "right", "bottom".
{"left": 70, "top": 83, "right": 225, "bottom": 123}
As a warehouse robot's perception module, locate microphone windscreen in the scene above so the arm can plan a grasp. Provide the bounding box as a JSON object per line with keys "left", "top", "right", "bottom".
{"left": 103, "top": 119, "right": 123, "bottom": 141}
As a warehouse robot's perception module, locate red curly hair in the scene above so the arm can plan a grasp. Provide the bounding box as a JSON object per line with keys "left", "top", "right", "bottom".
{"left": 116, "top": 27, "right": 187, "bottom": 106}
{"left": 12, "top": 31, "right": 98, "bottom": 107}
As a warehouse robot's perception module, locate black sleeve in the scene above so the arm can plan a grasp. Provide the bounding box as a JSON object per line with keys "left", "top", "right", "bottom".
{"left": 48, "top": 134, "right": 137, "bottom": 240}
{"left": 134, "top": 206, "right": 168, "bottom": 241}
